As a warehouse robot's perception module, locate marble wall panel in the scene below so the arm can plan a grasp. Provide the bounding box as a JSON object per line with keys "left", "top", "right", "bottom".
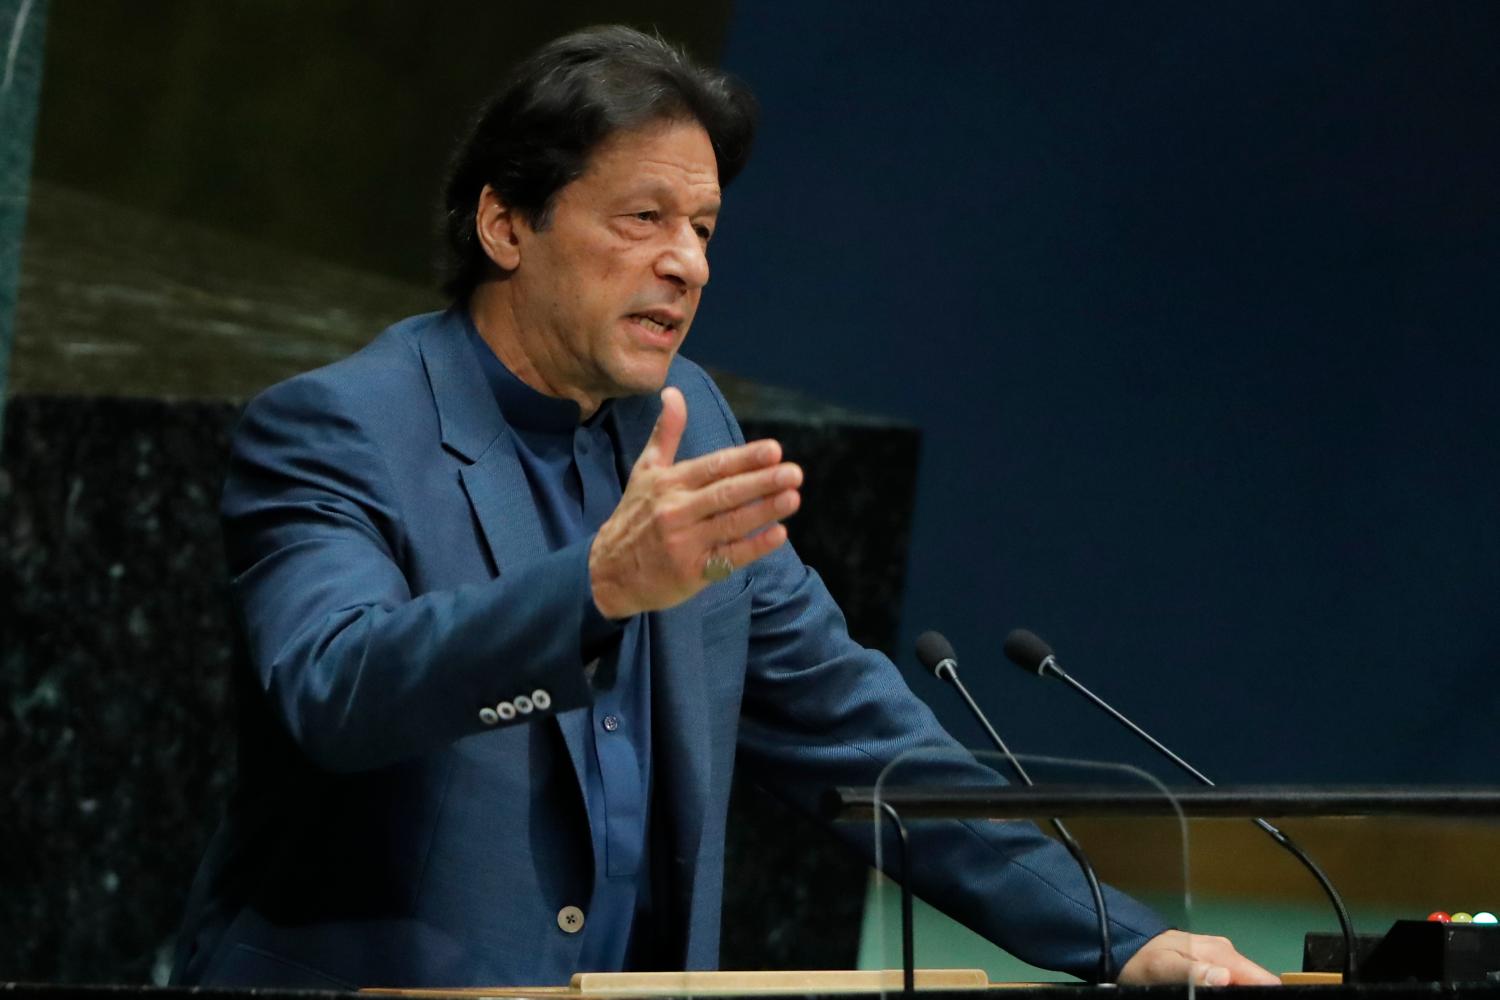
{"left": 0, "top": 0, "right": 50, "bottom": 436}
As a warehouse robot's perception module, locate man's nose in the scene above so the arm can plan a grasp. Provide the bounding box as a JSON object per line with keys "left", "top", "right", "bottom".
{"left": 656, "top": 223, "right": 710, "bottom": 290}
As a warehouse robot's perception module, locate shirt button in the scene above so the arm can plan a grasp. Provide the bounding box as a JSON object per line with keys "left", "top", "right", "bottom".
{"left": 601, "top": 714, "right": 620, "bottom": 733}
{"left": 557, "top": 905, "right": 585, "bottom": 934}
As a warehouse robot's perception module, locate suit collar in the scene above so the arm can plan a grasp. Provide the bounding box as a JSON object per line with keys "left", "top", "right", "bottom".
{"left": 418, "top": 306, "right": 509, "bottom": 464}
{"left": 421, "top": 305, "right": 667, "bottom": 467}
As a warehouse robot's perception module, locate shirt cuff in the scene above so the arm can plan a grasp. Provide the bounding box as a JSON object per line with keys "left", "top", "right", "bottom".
{"left": 577, "top": 533, "right": 626, "bottom": 658}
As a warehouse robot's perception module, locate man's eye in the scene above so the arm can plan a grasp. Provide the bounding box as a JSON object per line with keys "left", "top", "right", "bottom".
{"left": 694, "top": 225, "right": 714, "bottom": 242}
{"left": 631, "top": 210, "right": 658, "bottom": 222}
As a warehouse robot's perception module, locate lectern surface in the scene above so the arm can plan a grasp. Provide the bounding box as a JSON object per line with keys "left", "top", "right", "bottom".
{"left": 11, "top": 982, "right": 1500, "bottom": 1000}
{"left": 367, "top": 970, "right": 989, "bottom": 997}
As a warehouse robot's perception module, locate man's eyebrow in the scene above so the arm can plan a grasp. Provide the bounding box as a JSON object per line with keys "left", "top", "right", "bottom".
{"left": 627, "top": 181, "right": 721, "bottom": 215}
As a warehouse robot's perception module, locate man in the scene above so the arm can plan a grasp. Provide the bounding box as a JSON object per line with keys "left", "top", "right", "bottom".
{"left": 173, "top": 26, "right": 1276, "bottom": 989}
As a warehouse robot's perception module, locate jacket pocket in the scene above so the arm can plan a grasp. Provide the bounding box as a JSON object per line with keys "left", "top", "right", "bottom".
{"left": 701, "top": 574, "right": 752, "bottom": 709}
{"left": 700, "top": 573, "right": 752, "bottom": 654}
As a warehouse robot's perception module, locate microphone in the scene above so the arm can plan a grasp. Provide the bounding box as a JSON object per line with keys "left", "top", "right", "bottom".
{"left": 916, "top": 630, "right": 1114, "bottom": 983}
{"left": 1004, "top": 628, "right": 1360, "bottom": 981}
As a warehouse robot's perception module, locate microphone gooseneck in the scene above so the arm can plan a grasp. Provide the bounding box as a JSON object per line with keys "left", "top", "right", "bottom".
{"left": 916, "top": 631, "right": 1114, "bottom": 983}
{"left": 1003, "top": 627, "right": 1360, "bottom": 982}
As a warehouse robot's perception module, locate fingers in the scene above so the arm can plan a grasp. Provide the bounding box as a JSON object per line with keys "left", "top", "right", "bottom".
{"left": 639, "top": 404, "right": 800, "bottom": 553}
{"left": 1189, "top": 934, "right": 1281, "bottom": 986}
{"left": 607, "top": 390, "right": 802, "bottom": 611}
{"left": 679, "top": 460, "right": 800, "bottom": 577}
{"left": 1123, "top": 948, "right": 1228, "bottom": 987}
{"left": 1219, "top": 952, "right": 1281, "bottom": 986}
{"left": 703, "top": 483, "right": 802, "bottom": 544}
{"left": 1189, "top": 962, "right": 1232, "bottom": 987}
{"left": 670, "top": 460, "right": 803, "bottom": 528}
{"left": 671, "top": 436, "right": 782, "bottom": 488}
{"left": 639, "top": 387, "right": 687, "bottom": 469}
{"left": 1119, "top": 931, "right": 1280, "bottom": 987}
{"left": 716, "top": 521, "right": 790, "bottom": 571}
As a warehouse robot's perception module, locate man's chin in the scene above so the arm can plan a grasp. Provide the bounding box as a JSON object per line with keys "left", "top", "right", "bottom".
{"left": 605, "top": 358, "right": 676, "bottom": 400}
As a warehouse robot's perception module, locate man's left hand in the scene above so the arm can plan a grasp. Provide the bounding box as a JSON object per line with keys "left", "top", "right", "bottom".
{"left": 1118, "top": 930, "right": 1281, "bottom": 986}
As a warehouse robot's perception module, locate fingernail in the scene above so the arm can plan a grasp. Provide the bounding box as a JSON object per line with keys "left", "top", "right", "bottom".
{"left": 775, "top": 465, "right": 800, "bottom": 487}
{"left": 1206, "top": 968, "right": 1230, "bottom": 987}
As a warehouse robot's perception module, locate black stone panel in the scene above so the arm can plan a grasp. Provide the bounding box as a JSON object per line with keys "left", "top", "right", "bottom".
{"left": 0, "top": 392, "right": 919, "bottom": 982}
{"left": 0, "top": 396, "right": 238, "bottom": 984}
{"left": 720, "top": 413, "right": 921, "bottom": 972}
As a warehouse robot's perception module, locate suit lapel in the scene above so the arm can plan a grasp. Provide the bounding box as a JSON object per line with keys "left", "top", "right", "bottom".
{"left": 418, "top": 309, "right": 550, "bottom": 575}
{"left": 418, "top": 311, "right": 595, "bottom": 809}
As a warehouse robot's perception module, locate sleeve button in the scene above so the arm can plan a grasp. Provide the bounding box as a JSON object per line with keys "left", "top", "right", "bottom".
{"left": 478, "top": 707, "right": 500, "bottom": 726}
{"left": 532, "top": 689, "right": 552, "bottom": 710}
{"left": 496, "top": 701, "right": 517, "bottom": 721}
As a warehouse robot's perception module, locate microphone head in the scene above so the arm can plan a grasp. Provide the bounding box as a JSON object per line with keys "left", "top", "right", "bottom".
{"left": 914, "top": 630, "right": 957, "bottom": 676}
{"left": 1003, "top": 628, "right": 1055, "bottom": 675}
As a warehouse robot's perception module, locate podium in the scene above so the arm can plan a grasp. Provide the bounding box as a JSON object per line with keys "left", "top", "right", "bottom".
{"left": 826, "top": 782, "right": 1500, "bottom": 991}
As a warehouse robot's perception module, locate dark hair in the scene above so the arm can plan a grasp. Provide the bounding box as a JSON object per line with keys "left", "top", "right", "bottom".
{"left": 438, "top": 25, "right": 758, "bottom": 301}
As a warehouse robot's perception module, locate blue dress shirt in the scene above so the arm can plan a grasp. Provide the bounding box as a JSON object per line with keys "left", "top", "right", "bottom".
{"left": 466, "top": 319, "right": 653, "bottom": 973}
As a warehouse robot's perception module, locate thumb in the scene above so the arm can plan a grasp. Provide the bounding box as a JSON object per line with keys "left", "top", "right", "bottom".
{"left": 640, "top": 387, "right": 687, "bottom": 468}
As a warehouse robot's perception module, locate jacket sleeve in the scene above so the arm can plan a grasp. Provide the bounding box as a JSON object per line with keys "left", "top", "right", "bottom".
{"left": 692, "top": 373, "right": 1168, "bottom": 981}
{"left": 221, "top": 373, "right": 598, "bottom": 773}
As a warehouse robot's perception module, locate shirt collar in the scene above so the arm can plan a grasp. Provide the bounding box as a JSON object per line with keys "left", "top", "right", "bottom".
{"left": 463, "top": 312, "right": 610, "bottom": 434}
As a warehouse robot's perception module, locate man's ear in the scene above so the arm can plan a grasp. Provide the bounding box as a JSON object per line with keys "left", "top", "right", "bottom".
{"left": 475, "top": 184, "right": 523, "bottom": 272}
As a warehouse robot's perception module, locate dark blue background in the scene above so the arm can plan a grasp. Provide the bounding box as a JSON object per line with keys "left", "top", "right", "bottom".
{"left": 692, "top": 2, "right": 1500, "bottom": 784}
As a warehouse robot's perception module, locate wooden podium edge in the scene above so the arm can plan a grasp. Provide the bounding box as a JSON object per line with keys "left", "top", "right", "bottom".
{"left": 1279, "top": 972, "right": 1343, "bottom": 986}
{"left": 363, "top": 968, "right": 993, "bottom": 996}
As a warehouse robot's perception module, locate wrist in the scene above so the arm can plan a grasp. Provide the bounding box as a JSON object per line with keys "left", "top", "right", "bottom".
{"left": 587, "top": 534, "right": 632, "bottom": 620}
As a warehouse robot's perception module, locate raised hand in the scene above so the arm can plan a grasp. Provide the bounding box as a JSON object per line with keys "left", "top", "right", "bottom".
{"left": 588, "top": 387, "right": 802, "bottom": 619}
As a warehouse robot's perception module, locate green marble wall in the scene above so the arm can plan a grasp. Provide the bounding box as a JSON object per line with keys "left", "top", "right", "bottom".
{"left": 0, "top": 0, "right": 47, "bottom": 441}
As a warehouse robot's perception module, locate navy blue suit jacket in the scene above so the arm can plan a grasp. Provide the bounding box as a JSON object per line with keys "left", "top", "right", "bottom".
{"left": 172, "top": 308, "right": 1166, "bottom": 989}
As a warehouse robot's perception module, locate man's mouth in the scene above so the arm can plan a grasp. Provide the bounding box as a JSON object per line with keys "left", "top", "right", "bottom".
{"left": 627, "top": 312, "right": 682, "bottom": 336}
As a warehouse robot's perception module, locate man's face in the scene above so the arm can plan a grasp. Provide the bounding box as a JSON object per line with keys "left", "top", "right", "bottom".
{"left": 508, "top": 120, "right": 721, "bottom": 408}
